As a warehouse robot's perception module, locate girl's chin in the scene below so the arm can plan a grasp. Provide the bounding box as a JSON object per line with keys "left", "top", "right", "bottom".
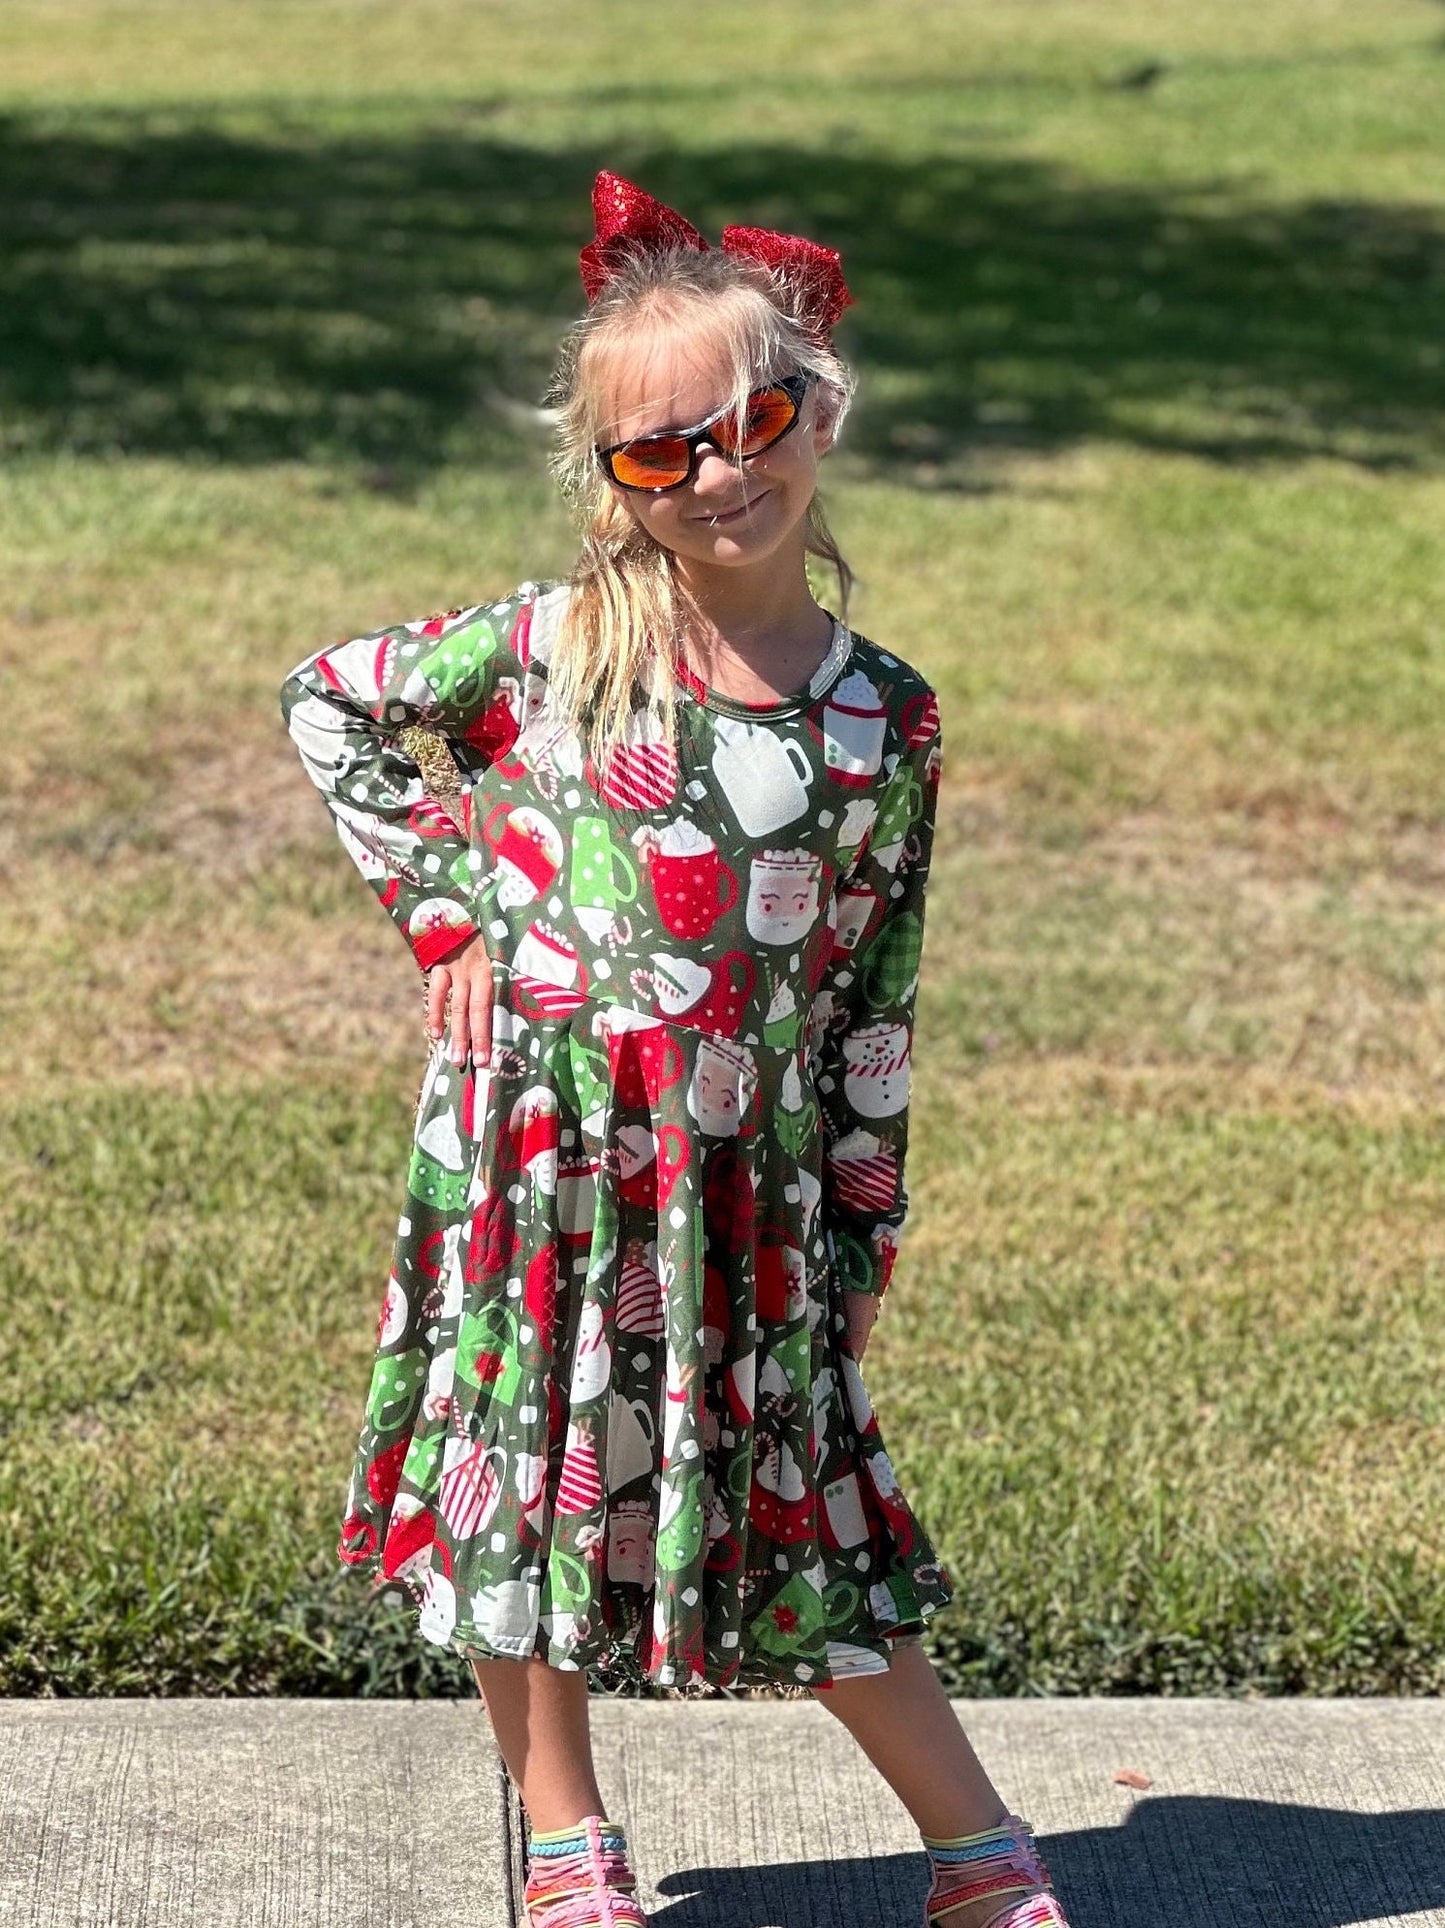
{"left": 701, "top": 526, "right": 768, "bottom": 551}
{"left": 689, "top": 500, "right": 809, "bottom": 561}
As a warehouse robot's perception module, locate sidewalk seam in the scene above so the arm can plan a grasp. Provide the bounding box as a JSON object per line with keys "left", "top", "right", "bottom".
{"left": 500, "top": 1757, "right": 524, "bottom": 1927}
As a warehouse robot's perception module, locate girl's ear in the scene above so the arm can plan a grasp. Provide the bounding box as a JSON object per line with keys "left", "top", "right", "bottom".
{"left": 810, "top": 384, "right": 842, "bottom": 457}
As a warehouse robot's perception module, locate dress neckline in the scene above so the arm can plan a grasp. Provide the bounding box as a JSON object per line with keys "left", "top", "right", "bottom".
{"left": 676, "top": 614, "right": 854, "bottom": 722}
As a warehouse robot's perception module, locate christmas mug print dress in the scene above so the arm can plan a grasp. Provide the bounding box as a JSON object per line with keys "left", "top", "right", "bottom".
{"left": 279, "top": 580, "right": 954, "bottom": 1690}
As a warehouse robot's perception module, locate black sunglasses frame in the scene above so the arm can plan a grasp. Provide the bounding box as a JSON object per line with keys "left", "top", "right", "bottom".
{"left": 595, "top": 372, "right": 815, "bottom": 494}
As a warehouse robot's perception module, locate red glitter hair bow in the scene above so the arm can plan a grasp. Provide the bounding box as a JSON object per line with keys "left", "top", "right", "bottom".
{"left": 578, "top": 170, "right": 853, "bottom": 339}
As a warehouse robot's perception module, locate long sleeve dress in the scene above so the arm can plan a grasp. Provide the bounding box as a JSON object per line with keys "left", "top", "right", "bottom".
{"left": 279, "top": 579, "right": 954, "bottom": 1691}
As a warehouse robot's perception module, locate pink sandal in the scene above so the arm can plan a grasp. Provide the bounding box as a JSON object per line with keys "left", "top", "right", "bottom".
{"left": 522, "top": 1814, "right": 649, "bottom": 1928}
{"left": 922, "top": 1812, "right": 1070, "bottom": 1927}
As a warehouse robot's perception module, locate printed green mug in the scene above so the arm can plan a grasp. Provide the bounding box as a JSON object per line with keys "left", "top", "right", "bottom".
{"left": 862, "top": 910, "right": 923, "bottom": 1006}
{"left": 571, "top": 814, "right": 638, "bottom": 913}
{"left": 656, "top": 1474, "right": 706, "bottom": 1573}
{"left": 547, "top": 1546, "right": 594, "bottom": 1613}
{"left": 822, "top": 1575, "right": 863, "bottom": 1629}
{"left": 831, "top": 1226, "right": 876, "bottom": 1294}
{"left": 872, "top": 767, "right": 923, "bottom": 854}
{"left": 547, "top": 1032, "right": 611, "bottom": 1121}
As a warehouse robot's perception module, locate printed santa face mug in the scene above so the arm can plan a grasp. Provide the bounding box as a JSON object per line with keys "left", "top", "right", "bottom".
{"left": 607, "top": 1499, "right": 657, "bottom": 1580}
{"left": 746, "top": 848, "right": 824, "bottom": 947}
{"left": 688, "top": 1036, "right": 757, "bottom": 1138}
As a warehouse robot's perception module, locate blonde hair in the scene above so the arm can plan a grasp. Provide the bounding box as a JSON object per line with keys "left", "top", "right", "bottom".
{"left": 543, "top": 244, "right": 857, "bottom": 760}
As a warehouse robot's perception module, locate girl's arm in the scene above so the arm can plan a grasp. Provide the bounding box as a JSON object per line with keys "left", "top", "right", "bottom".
{"left": 277, "top": 586, "right": 539, "bottom": 972}
{"left": 812, "top": 698, "right": 943, "bottom": 1307}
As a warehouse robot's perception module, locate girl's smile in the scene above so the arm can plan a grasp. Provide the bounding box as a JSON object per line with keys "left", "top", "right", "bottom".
{"left": 690, "top": 488, "right": 771, "bottom": 526}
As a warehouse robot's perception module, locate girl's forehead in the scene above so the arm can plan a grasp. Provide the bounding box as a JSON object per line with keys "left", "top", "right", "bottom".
{"left": 598, "top": 323, "right": 755, "bottom": 440}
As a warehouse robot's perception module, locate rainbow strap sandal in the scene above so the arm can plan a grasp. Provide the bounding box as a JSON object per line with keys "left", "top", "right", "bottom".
{"left": 921, "top": 1813, "right": 1071, "bottom": 1927}
{"left": 523, "top": 1815, "right": 649, "bottom": 1928}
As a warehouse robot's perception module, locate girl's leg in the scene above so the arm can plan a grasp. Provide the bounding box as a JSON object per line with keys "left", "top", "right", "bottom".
{"left": 809, "top": 1637, "right": 1007, "bottom": 1840}
{"left": 811, "top": 1639, "right": 1068, "bottom": 1925}
{"left": 470, "top": 1655, "right": 609, "bottom": 1832}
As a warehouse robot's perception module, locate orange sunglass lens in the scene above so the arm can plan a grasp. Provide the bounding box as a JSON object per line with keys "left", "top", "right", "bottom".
{"left": 608, "top": 437, "right": 691, "bottom": 489}
{"left": 718, "top": 385, "right": 798, "bottom": 456}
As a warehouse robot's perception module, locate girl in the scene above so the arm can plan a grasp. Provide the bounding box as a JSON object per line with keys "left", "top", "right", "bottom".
{"left": 280, "top": 172, "right": 1073, "bottom": 1928}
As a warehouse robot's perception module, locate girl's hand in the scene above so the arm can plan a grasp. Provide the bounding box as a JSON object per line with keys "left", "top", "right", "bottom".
{"left": 425, "top": 932, "right": 495, "bottom": 1067}
{"left": 843, "top": 1288, "right": 881, "bottom": 1361}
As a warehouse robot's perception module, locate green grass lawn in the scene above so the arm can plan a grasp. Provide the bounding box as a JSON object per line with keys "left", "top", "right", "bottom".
{"left": 3, "top": 0, "right": 1443, "bottom": 1695}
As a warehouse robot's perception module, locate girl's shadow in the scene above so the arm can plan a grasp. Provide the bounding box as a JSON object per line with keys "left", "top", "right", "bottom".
{"left": 650, "top": 1796, "right": 1445, "bottom": 1927}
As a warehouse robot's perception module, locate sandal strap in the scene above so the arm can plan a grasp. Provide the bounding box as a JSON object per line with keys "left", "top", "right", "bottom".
{"left": 523, "top": 1815, "right": 647, "bottom": 1928}
{"left": 973, "top": 1899, "right": 1070, "bottom": 1928}
{"left": 923, "top": 1814, "right": 1067, "bottom": 1928}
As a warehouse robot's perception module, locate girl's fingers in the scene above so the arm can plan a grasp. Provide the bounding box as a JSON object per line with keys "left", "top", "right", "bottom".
{"left": 426, "top": 966, "right": 451, "bottom": 1039}
{"left": 449, "top": 975, "right": 470, "bottom": 1064}
{"left": 431, "top": 941, "right": 493, "bottom": 1065}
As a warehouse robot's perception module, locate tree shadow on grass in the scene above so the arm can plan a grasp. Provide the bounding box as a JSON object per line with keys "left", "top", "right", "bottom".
{"left": 2, "top": 113, "right": 1443, "bottom": 480}
{"left": 651, "top": 1796, "right": 1445, "bottom": 1927}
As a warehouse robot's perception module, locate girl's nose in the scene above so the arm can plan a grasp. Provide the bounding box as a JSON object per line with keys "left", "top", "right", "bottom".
{"left": 691, "top": 443, "right": 746, "bottom": 496}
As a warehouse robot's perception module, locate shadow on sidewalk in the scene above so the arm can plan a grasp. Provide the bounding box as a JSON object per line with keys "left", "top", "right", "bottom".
{"left": 651, "top": 1796, "right": 1445, "bottom": 1927}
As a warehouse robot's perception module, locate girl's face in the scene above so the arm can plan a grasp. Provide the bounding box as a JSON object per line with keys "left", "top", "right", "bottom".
{"left": 598, "top": 329, "right": 837, "bottom": 571}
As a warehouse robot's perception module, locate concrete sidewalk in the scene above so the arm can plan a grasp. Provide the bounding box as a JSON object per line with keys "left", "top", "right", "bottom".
{"left": 2, "top": 1698, "right": 1442, "bottom": 1927}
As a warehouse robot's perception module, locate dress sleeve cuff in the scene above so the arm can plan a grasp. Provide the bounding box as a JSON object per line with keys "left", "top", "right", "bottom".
{"left": 406, "top": 903, "right": 481, "bottom": 971}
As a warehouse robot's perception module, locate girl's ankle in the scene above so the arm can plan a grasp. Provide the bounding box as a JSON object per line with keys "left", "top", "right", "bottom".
{"left": 529, "top": 1814, "right": 620, "bottom": 1843}
{"left": 528, "top": 1804, "right": 621, "bottom": 1835}
{"left": 920, "top": 1804, "right": 1012, "bottom": 1846}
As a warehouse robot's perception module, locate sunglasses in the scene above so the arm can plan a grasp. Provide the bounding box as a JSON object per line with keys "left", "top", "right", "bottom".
{"left": 595, "top": 371, "right": 815, "bottom": 493}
